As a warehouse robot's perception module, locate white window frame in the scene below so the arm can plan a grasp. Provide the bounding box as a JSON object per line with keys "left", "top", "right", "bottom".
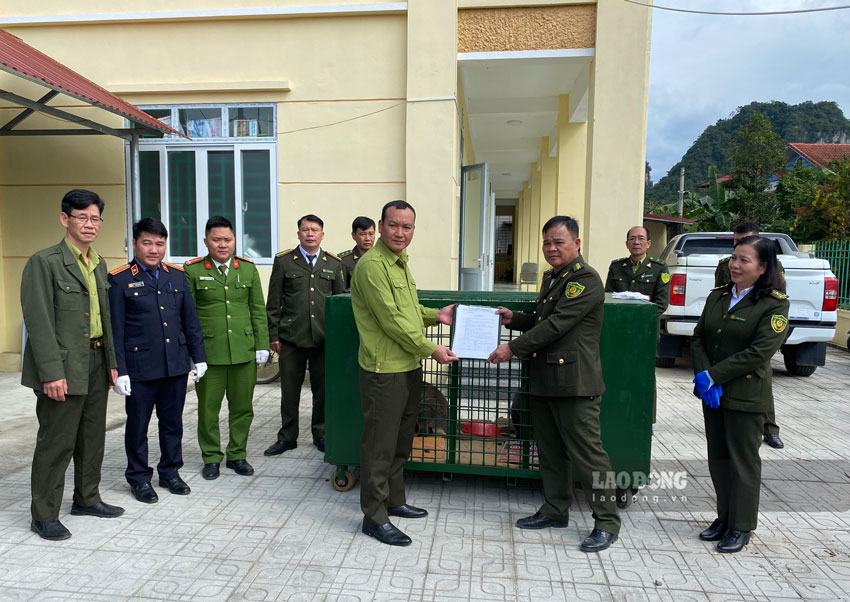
{"left": 128, "top": 103, "right": 278, "bottom": 265}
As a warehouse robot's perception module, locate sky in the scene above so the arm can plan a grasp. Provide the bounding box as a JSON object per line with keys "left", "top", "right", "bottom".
{"left": 646, "top": 0, "right": 850, "bottom": 182}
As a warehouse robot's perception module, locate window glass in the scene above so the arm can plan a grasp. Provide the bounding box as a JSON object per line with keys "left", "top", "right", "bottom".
{"left": 179, "top": 108, "right": 223, "bottom": 138}
{"left": 208, "top": 151, "right": 236, "bottom": 224}
{"left": 139, "top": 151, "right": 161, "bottom": 220}
{"left": 241, "top": 150, "right": 272, "bottom": 258}
{"left": 167, "top": 151, "right": 197, "bottom": 256}
{"left": 141, "top": 109, "right": 173, "bottom": 138}
{"left": 229, "top": 107, "right": 275, "bottom": 138}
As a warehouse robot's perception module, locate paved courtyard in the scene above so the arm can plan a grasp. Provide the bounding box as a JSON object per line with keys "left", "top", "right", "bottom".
{"left": 0, "top": 346, "right": 848, "bottom": 601}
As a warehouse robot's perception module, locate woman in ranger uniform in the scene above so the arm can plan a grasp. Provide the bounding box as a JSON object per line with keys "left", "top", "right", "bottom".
{"left": 690, "top": 235, "right": 789, "bottom": 553}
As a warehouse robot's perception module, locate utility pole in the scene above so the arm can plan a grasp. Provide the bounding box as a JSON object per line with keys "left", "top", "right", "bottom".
{"left": 677, "top": 167, "right": 685, "bottom": 218}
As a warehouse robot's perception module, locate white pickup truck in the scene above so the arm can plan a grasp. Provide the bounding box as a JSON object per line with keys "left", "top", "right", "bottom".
{"left": 657, "top": 232, "right": 839, "bottom": 376}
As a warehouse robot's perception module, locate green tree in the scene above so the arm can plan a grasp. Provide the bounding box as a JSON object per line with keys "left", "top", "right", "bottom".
{"left": 775, "top": 161, "right": 832, "bottom": 241}
{"left": 727, "top": 112, "right": 787, "bottom": 227}
{"left": 794, "top": 157, "right": 850, "bottom": 241}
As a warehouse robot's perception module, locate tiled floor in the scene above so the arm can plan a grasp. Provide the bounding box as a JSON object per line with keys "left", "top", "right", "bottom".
{"left": 0, "top": 347, "right": 849, "bottom": 601}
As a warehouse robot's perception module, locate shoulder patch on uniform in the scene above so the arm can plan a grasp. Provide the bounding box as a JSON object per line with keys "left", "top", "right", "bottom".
{"left": 650, "top": 257, "right": 664, "bottom": 265}
{"left": 108, "top": 263, "right": 130, "bottom": 276}
{"left": 565, "top": 281, "right": 585, "bottom": 298}
{"left": 770, "top": 314, "right": 788, "bottom": 333}
{"left": 770, "top": 290, "right": 788, "bottom": 300}
{"left": 338, "top": 249, "right": 352, "bottom": 258}
{"left": 612, "top": 257, "right": 628, "bottom": 263}
{"left": 235, "top": 255, "right": 254, "bottom": 264}
{"left": 162, "top": 261, "right": 184, "bottom": 271}
{"left": 275, "top": 248, "right": 294, "bottom": 258}
{"left": 660, "top": 272, "right": 670, "bottom": 284}
{"left": 185, "top": 256, "right": 204, "bottom": 265}
{"left": 324, "top": 251, "right": 340, "bottom": 261}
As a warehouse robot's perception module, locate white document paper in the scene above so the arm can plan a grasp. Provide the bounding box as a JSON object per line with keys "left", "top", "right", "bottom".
{"left": 450, "top": 304, "right": 501, "bottom": 360}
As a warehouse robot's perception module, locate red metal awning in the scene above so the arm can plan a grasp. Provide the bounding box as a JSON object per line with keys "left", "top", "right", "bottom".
{"left": 0, "top": 28, "right": 181, "bottom": 137}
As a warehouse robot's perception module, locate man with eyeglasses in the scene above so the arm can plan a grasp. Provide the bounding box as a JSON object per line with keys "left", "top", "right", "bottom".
{"left": 604, "top": 226, "right": 670, "bottom": 314}
{"left": 21, "top": 189, "right": 124, "bottom": 541}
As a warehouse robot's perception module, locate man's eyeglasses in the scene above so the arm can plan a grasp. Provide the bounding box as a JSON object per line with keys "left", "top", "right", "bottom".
{"left": 627, "top": 237, "right": 648, "bottom": 243}
{"left": 67, "top": 213, "right": 104, "bottom": 225}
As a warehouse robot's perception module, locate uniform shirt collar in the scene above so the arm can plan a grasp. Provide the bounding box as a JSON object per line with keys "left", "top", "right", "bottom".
{"left": 64, "top": 237, "right": 100, "bottom": 268}
{"left": 298, "top": 245, "right": 322, "bottom": 262}
{"left": 630, "top": 254, "right": 646, "bottom": 266}
{"left": 374, "top": 238, "right": 408, "bottom": 265}
{"left": 728, "top": 284, "right": 754, "bottom": 309}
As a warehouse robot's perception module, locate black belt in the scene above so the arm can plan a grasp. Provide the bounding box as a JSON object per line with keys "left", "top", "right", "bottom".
{"left": 89, "top": 337, "right": 104, "bottom": 349}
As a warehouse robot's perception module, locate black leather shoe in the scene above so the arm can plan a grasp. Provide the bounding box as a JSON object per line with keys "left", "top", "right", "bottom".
{"left": 763, "top": 434, "right": 784, "bottom": 449}
{"left": 131, "top": 482, "right": 159, "bottom": 504}
{"left": 361, "top": 520, "right": 412, "bottom": 546}
{"left": 388, "top": 504, "right": 428, "bottom": 519}
{"left": 717, "top": 529, "right": 750, "bottom": 553}
{"left": 580, "top": 529, "right": 618, "bottom": 552}
{"left": 699, "top": 518, "right": 727, "bottom": 541}
{"left": 31, "top": 520, "right": 71, "bottom": 541}
{"left": 202, "top": 463, "right": 220, "bottom": 480}
{"left": 70, "top": 500, "right": 125, "bottom": 518}
{"left": 264, "top": 440, "right": 297, "bottom": 456}
{"left": 314, "top": 438, "right": 325, "bottom": 452}
{"left": 226, "top": 459, "right": 255, "bottom": 476}
{"left": 159, "top": 476, "right": 191, "bottom": 495}
{"left": 516, "top": 511, "right": 567, "bottom": 530}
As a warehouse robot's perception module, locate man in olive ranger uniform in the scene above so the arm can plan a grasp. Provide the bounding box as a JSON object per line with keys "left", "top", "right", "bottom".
{"left": 605, "top": 226, "right": 669, "bottom": 314}
{"left": 339, "top": 216, "right": 376, "bottom": 290}
{"left": 265, "top": 214, "right": 345, "bottom": 456}
{"left": 488, "top": 216, "right": 620, "bottom": 553}
{"left": 21, "top": 189, "right": 124, "bottom": 541}
{"left": 184, "top": 216, "right": 270, "bottom": 480}
{"left": 714, "top": 222, "right": 784, "bottom": 449}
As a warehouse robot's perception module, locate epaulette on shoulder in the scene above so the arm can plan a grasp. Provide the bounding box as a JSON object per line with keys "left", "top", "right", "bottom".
{"left": 235, "top": 255, "right": 254, "bottom": 264}
{"left": 612, "top": 257, "right": 628, "bottom": 263}
{"left": 108, "top": 263, "right": 130, "bottom": 276}
{"left": 162, "top": 261, "right": 184, "bottom": 271}
{"left": 572, "top": 261, "right": 583, "bottom": 271}
{"left": 338, "top": 249, "right": 352, "bottom": 258}
{"left": 324, "top": 251, "right": 341, "bottom": 261}
{"left": 276, "top": 248, "right": 294, "bottom": 258}
{"left": 770, "top": 290, "right": 788, "bottom": 300}
{"left": 650, "top": 257, "right": 664, "bottom": 265}
{"left": 185, "top": 256, "right": 204, "bottom": 265}
{"left": 710, "top": 285, "right": 727, "bottom": 291}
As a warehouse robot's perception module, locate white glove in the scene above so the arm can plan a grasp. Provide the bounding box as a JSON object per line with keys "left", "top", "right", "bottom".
{"left": 256, "top": 350, "right": 270, "bottom": 365}
{"left": 192, "top": 361, "right": 208, "bottom": 382}
{"left": 114, "top": 375, "right": 132, "bottom": 396}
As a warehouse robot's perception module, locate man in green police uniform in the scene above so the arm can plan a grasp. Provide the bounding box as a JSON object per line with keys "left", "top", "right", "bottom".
{"left": 488, "top": 215, "right": 620, "bottom": 553}
{"left": 184, "top": 216, "right": 270, "bottom": 480}
{"left": 351, "top": 200, "right": 457, "bottom": 546}
{"left": 21, "top": 189, "right": 124, "bottom": 541}
{"left": 714, "top": 222, "right": 784, "bottom": 449}
{"left": 605, "top": 226, "right": 669, "bottom": 314}
{"left": 338, "top": 216, "right": 376, "bottom": 290}
{"left": 264, "top": 214, "right": 345, "bottom": 456}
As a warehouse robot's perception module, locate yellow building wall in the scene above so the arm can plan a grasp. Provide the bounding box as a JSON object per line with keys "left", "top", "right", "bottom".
{"left": 582, "top": 0, "right": 652, "bottom": 268}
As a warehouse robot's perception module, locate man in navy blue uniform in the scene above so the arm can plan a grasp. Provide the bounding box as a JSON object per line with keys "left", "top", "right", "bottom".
{"left": 108, "top": 218, "right": 206, "bottom": 503}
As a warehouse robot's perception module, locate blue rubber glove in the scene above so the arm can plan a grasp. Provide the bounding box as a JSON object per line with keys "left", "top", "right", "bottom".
{"left": 693, "top": 370, "right": 713, "bottom": 395}
{"left": 703, "top": 384, "right": 723, "bottom": 409}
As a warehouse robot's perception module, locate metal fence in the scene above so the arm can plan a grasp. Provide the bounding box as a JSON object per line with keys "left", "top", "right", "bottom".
{"left": 812, "top": 240, "right": 850, "bottom": 310}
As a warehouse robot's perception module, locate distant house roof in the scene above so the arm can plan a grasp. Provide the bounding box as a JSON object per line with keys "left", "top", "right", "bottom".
{"left": 0, "top": 28, "right": 180, "bottom": 137}
{"left": 643, "top": 213, "right": 694, "bottom": 225}
{"left": 787, "top": 143, "right": 850, "bottom": 168}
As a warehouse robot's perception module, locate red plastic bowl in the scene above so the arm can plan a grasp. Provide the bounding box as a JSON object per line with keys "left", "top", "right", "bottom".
{"left": 461, "top": 420, "right": 499, "bottom": 437}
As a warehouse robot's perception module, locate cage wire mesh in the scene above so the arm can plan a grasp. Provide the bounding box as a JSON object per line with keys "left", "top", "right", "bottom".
{"left": 410, "top": 322, "right": 538, "bottom": 470}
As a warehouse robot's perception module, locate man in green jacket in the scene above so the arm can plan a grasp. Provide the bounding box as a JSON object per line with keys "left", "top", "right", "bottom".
{"left": 339, "top": 216, "right": 376, "bottom": 290}
{"left": 264, "top": 214, "right": 345, "bottom": 456}
{"left": 21, "top": 189, "right": 124, "bottom": 541}
{"left": 714, "top": 222, "right": 784, "bottom": 449}
{"left": 184, "top": 216, "right": 270, "bottom": 480}
{"left": 351, "top": 200, "right": 457, "bottom": 546}
{"left": 604, "top": 225, "right": 669, "bottom": 314}
{"left": 488, "top": 215, "right": 620, "bottom": 553}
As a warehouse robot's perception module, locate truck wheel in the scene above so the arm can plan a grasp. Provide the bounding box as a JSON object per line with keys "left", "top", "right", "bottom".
{"left": 655, "top": 357, "right": 675, "bottom": 368}
{"left": 783, "top": 352, "right": 817, "bottom": 377}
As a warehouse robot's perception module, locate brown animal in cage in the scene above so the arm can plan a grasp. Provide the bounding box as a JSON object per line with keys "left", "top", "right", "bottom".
{"left": 417, "top": 382, "right": 448, "bottom": 434}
